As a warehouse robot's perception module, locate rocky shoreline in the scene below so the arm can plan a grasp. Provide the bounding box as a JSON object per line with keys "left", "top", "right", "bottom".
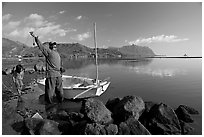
{"left": 2, "top": 64, "right": 200, "bottom": 135}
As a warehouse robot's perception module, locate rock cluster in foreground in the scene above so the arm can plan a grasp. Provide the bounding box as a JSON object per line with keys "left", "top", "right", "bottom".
{"left": 8, "top": 95, "right": 199, "bottom": 135}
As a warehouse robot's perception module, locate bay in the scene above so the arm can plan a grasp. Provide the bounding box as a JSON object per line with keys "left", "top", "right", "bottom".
{"left": 63, "top": 58, "right": 202, "bottom": 134}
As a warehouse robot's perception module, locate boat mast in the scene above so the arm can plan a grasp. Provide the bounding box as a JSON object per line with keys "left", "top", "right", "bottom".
{"left": 94, "top": 22, "right": 99, "bottom": 85}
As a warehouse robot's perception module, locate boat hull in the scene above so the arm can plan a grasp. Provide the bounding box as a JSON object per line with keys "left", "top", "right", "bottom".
{"left": 37, "top": 75, "right": 110, "bottom": 99}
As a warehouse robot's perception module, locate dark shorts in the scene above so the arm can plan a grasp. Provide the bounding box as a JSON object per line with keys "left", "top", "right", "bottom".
{"left": 45, "top": 76, "right": 64, "bottom": 104}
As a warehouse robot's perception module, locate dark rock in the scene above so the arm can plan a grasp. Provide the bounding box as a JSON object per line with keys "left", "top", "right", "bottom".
{"left": 10, "top": 112, "right": 25, "bottom": 134}
{"left": 179, "top": 120, "right": 194, "bottom": 135}
{"left": 177, "top": 105, "right": 199, "bottom": 115}
{"left": 3, "top": 68, "right": 13, "bottom": 75}
{"left": 118, "top": 121, "right": 130, "bottom": 135}
{"left": 68, "top": 112, "right": 84, "bottom": 122}
{"left": 73, "top": 120, "right": 89, "bottom": 135}
{"left": 81, "top": 98, "right": 112, "bottom": 124}
{"left": 118, "top": 117, "right": 151, "bottom": 135}
{"left": 28, "top": 70, "right": 35, "bottom": 74}
{"left": 58, "top": 110, "right": 68, "bottom": 117}
{"left": 14, "top": 113, "right": 25, "bottom": 123}
{"left": 144, "top": 101, "right": 158, "bottom": 113}
{"left": 2, "top": 70, "right": 7, "bottom": 75}
{"left": 139, "top": 101, "right": 158, "bottom": 127}
{"left": 47, "top": 112, "right": 69, "bottom": 122}
{"left": 111, "top": 95, "right": 145, "bottom": 122}
{"left": 146, "top": 103, "right": 181, "bottom": 135}
{"left": 58, "top": 121, "right": 73, "bottom": 135}
{"left": 25, "top": 67, "right": 35, "bottom": 73}
{"left": 104, "top": 124, "right": 118, "bottom": 135}
{"left": 39, "top": 120, "right": 61, "bottom": 135}
{"left": 25, "top": 118, "right": 44, "bottom": 134}
{"left": 2, "top": 102, "right": 24, "bottom": 124}
{"left": 34, "top": 61, "right": 45, "bottom": 72}
{"left": 84, "top": 123, "right": 106, "bottom": 135}
{"left": 105, "top": 97, "right": 121, "bottom": 112}
{"left": 25, "top": 118, "right": 61, "bottom": 135}
{"left": 11, "top": 120, "right": 30, "bottom": 135}
{"left": 175, "top": 106, "right": 194, "bottom": 123}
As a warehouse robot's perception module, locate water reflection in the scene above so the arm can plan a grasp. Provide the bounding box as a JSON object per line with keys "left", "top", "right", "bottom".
{"left": 62, "top": 58, "right": 188, "bottom": 78}
{"left": 62, "top": 59, "right": 95, "bottom": 69}
{"left": 62, "top": 58, "right": 153, "bottom": 69}
{"left": 128, "top": 66, "right": 187, "bottom": 78}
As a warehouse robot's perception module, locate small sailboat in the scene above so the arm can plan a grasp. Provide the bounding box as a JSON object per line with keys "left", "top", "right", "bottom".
{"left": 37, "top": 23, "right": 111, "bottom": 99}
{"left": 38, "top": 75, "right": 110, "bottom": 99}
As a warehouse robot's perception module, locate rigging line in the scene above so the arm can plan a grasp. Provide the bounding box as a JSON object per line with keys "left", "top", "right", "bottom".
{"left": 20, "top": 33, "right": 30, "bottom": 56}
{"left": 94, "top": 22, "right": 99, "bottom": 86}
{"left": 2, "top": 81, "right": 13, "bottom": 91}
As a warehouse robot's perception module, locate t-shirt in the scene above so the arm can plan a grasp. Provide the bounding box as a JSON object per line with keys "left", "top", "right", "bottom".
{"left": 35, "top": 37, "right": 61, "bottom": 78}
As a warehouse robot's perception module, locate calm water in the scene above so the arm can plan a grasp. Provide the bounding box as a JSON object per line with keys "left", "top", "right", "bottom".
{"left": 63, "top": 58, "right": 202, "bottom": 134}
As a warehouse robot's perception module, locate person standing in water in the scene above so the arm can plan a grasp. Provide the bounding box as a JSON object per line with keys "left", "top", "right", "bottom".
{"left": 30, "top": 32, "right": 64, "bottom": 104}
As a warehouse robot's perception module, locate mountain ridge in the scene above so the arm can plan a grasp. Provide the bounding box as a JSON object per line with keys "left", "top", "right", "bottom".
{"left": 2, "top": 38, "right": 155, "bottom": 58}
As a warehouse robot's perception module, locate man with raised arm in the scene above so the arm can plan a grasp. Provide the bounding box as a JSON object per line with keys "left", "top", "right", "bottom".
{"left": 30, "top": 32, "right": 64, "bottom": 104}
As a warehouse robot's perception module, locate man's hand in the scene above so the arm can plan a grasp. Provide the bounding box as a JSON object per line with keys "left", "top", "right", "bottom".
{"left": 29, "top": 31, "right": 36, "bottom": 38}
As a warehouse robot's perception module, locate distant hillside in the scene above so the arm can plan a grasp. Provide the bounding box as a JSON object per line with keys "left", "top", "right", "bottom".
{"left": 2, "top": 38, "right": 29, "bottom": 57}
{"left": 2, "top": 38, "right": 155, "bottom": 59}
{"left": 118, "top": 44, "right": 155, "bottom": 57}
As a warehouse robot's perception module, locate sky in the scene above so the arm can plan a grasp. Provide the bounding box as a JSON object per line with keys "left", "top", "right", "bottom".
{"left": 2, "top": 2, "right": 202, "bottom": 56}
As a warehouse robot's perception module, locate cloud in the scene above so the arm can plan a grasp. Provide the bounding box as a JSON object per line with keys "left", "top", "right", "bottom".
{"left": 7, "top": 27, "right": 34, "bottom": 38}
{"left": 7, "top": 29, "right": 20, "bottom": 37}
{"left": 128, "top": 35, "right": 189, "bottom": 45}
{"left": 24, "top": 13, "right": 47, "bottom": 27}
{"left": 76, "top": 15, "right": 82, "bottom": 20}
{"left": 3, "top": 14, "right": 12, "bottom": 21}
{"left": 71, "top": 32, "right": 91, "bottom": 41}
{"left": 3, "top": 21, "right": 21, "bottom": 33}
{"left": 3, "top": 13, "right": 75, "bottom": 39}
{"left": 59, "top": 10, "right": 66, "bottom": 14}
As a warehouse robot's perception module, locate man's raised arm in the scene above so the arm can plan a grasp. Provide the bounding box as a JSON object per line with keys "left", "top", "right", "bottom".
{"left": 29, "top": 32, "right": 50, "bottom": 57}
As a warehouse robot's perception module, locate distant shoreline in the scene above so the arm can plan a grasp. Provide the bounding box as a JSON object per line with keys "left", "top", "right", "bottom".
{"left": 146, "top": 56, "right": 202, "bottom": 59}
{"left": 2, "top": 56, "right": 202, "bottom": 61}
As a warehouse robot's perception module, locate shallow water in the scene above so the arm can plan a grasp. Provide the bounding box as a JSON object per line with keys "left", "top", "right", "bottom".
{"left": 63, "top": 58, "right": 202, "bottom": 134}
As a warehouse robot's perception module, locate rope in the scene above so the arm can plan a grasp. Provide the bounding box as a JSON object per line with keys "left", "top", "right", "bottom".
{"left": 2, "top": 81, "right": 13, "bottom": 91}
{"left": 94, "top": 23, "right": 99, "bottom": 86}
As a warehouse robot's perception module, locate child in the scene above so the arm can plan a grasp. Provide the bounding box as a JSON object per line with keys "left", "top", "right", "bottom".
{"left": 12, "top": 64, "right": 24, "bottom": 96}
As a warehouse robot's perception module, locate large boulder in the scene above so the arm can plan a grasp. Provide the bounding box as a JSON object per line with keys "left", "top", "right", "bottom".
{"left": 118, "top": 117, "right": 151, "bottom": 135}
{"left": 81, "top": 98, "right": 113, "bottom": 124}
{"left": 139, "top": 101, "right": 158, "bottom": 127}
{"left": 83, "top": 123, "right": 118, "bottom": 135}
{"left": 106, "top": 97, "right": 121, "bottom": 112}
{"left": 25, "top": 118, "right": 44, "bottom": 134}
{"left": 67, "top": 112, "right": 84, "bottom": 122}
{"left": 175, "top": 105, "right": 194, "bottom": 123}
{"left": 34, "top": 61, "right": 45, "bottom": 72}
{"left": 72, "top": 120, "right": 89, "bottom": 135}
{"left": 84, "top": 123, "right": 106, "bottom": 135}
{"left": 2, "top": 68, "right": 13, "bottom": 75}
{"left": 146, "top": 103, "right": 181, "bottom": 135}
{"left": 104, "top": 124, "right": 118, "bottom": 135}
{"left": 25, "top": 118, "right": 61, "bottom": 135}
{"left": 110, "top": 95, "right": 145, "bottom": 122}
{"left": 39, "top": 119, "right": 61, "bottom": 135}
{"left": 179, "top": 120, "right": 194, "bottom": 135}
{"left": 178, "top": 105, "right": 199, "bottom": 115}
